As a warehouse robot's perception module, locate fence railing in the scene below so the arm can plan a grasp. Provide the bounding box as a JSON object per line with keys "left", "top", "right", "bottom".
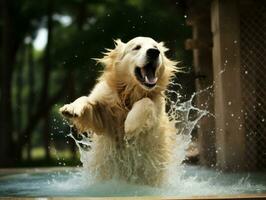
{"left": 240, "top": 2, "right": 266, "bottom": 170}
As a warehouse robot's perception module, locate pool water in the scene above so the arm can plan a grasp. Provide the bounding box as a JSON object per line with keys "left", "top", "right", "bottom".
{"left": 0, "top": 165, "right": 265, "bottom": 197}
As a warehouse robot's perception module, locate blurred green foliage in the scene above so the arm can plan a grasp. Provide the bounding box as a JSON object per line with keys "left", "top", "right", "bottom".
{"left": 0, "top": 0, "right": 192, "bottom": 167}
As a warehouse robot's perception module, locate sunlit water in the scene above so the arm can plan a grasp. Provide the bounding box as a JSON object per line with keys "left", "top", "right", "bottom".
{"left": 0, "top": 165, "right": 266, "bottom": 197}
{"left": 1, "top": 81, "right": 265, "bottom": 197}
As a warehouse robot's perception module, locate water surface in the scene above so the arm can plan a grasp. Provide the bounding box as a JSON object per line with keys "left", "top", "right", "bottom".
{"left": 0, "top": 165, "right": 265, "bottom": 197}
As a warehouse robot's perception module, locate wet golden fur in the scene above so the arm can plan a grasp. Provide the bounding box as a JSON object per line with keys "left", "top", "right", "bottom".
{"left": 60, "top": 37, "right": 178, "bottom": 186}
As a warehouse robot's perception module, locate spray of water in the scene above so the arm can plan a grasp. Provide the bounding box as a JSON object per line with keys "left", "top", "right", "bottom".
{"left": 53, "top": 80, "right": 264, "bottom": 196}
{"left": 66, "top": 80, "right": 210, "bottom": 186}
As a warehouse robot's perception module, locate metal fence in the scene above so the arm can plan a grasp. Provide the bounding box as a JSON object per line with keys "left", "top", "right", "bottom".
{"left": 240, "top": 2, "right": 266, "bottom": 170}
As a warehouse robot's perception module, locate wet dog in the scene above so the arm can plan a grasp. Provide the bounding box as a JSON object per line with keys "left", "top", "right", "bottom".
{"left": 60, "top": 37, "right": 177, "bottom": 186}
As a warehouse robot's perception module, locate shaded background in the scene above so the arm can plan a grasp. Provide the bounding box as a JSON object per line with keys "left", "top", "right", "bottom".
{"left": 0, "top": 0, "right": 194, "bottom": 167}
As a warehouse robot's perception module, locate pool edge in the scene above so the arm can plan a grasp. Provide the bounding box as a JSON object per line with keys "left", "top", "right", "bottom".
{"left": 0, "top": 194, "right": 266, "bottom": 200}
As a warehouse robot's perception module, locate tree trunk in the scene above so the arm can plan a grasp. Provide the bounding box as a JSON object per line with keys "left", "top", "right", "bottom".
{"left": 0, "top": 0, "right": 15, "bottom": 166}
{"left": 40, "top": 0, "right": 53, "bottom": 161}
{"left": 26, "top": 42, "right": 35, "bottom": 161}
{"left": 15, "top": 46, "right": 25, "bottom": 162}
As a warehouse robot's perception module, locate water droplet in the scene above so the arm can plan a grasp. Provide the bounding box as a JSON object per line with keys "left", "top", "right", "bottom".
{"left": 245, "top": 70, "right": 248, "bottom": 74}
{"left": 224, "top": 60, "right": 228, "bottom": 66}
{"left": 228, "top": 101, "right": 232, "bottom": 106}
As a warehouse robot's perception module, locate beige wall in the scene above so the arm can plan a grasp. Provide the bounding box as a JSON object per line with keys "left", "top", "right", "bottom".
{"left": 211, "top": 0, "right": 246, "bottom": 171}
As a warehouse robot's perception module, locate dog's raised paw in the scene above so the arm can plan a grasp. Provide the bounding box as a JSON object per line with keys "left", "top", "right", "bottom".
{"left": 59, "top": 104, "right": 83, "bottom": 118}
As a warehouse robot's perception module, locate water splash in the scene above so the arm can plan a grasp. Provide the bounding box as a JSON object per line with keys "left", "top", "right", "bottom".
{"left": 67, "top": 80, "right": 210, "bottom": 186}
{"left": 67, "top": 129, "right": 94, "bottom": 168}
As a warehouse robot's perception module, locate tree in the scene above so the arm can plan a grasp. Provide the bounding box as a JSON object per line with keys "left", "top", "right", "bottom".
{"left": 0, "top": 0, "right": 192, "bottom": 166}
{"left": 0, "top": 0, "right": 17, "bottom": 166}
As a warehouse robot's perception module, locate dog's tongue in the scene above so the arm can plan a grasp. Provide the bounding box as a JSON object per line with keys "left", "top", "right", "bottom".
{"left": 141, "top": 67, "right": 158, "bottom": 85}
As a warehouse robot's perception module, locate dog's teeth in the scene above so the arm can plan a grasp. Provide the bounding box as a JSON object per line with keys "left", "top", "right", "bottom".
{"left": 140, "top": 68, "right": 146, "bottom": 78}
{"left": 145, "top": 76, "right": 149, "bottom": 83}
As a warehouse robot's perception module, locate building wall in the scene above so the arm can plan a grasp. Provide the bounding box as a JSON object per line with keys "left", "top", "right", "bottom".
{"left": 186, "top": 0, "right": 216, "bottom": 167}
{"left": 187, "top": 0, "right": 266, "bottom": 171}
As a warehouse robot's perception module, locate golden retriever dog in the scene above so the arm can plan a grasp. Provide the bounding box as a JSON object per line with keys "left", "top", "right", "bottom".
{"left": 59, "top": 37, "right": 177, "bottom": 186}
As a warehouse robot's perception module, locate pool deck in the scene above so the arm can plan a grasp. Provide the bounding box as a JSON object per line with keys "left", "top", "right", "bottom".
{"left": 0, "top": 194, "right": 266, "bottom": 200}
{"left": 0, "top": 167, "right": 77, "bottom": 174}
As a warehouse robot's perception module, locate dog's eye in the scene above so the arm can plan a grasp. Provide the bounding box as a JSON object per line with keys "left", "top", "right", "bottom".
{"left": 133, "top": 45, "right": 141, "bottom": 51}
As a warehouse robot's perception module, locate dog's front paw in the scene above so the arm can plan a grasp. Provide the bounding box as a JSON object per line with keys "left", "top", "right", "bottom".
{"left": 124, "top": 98, "right": 156, "bottom": 140}
{"left": 59, "top": 96, "right": 90, "bottom": 118}
{"left": 124, "top": 121, "right": 141, "bottom": 141}
{"left": 59, "top": 103, "right": 85, "bottom": 118}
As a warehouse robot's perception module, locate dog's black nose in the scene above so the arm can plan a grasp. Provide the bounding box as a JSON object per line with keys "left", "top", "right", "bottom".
{"left": 146, "top": 48, "right": 160, "bottom": 60}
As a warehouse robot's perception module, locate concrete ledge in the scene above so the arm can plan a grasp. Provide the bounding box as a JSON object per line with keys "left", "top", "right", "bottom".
{"left": 0, "top": 167, "right": 78, "bottom": 175}
{"left": 0, "top": 194, "right": 266, "bottom": 200}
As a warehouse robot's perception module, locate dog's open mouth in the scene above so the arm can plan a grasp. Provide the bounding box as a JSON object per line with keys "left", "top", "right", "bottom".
{"left": 134, "top": 63, "right": 158, "bottom": 88}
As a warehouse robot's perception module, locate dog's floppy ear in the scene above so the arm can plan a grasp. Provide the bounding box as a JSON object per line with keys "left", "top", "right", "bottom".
{"left": 95, "top": 39, "right": 125, "bottom": 69}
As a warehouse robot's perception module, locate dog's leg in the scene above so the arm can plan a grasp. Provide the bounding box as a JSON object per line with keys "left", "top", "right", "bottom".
{"left": 59, "top": 96, "right": 104, "bottom": 133}
{"left": 124, "top": 97, "right": 157, "bottom": 140}
{"left": 60, "top": 96, "right": 89, "bottom": 118}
